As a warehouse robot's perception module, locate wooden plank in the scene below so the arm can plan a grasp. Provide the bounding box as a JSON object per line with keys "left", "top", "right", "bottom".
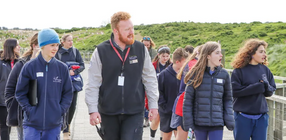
{"left": 273, "top": 88, "right": 284, "bottom": 140}
{"left": 267, "top": 100, "right": 274, "bottom": 140}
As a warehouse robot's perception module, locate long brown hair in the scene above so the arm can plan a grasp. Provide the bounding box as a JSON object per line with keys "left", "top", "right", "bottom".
{"left": 184, "top": 42, "right": 221, "bottom": 88}
{"left": 177, "top": 45, "right": 203, "bottom": 80}
{"left": 22, "top": 33, "right": 38, "bottom": 58}
{"left": 231, "top": 39, "right": 268, "bottom": 69}
{"left": 0, "top": 38, "right": 20, "bottom": 60}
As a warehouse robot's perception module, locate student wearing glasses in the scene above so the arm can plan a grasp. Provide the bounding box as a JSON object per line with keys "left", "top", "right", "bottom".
{"left": 150, "top": 45, "right": 171, "bottom": 140}
{"left": 231, "top": 39, "right": 276, "bottom": 140}
{"left": 141, "top": 36, "right": 157, "bottom": 60}
{"left": 140, "top": 36, "right": 157, "bottom": 127}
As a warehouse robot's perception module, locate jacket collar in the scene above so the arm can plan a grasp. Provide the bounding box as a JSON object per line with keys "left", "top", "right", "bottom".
{"left": 165, "top": 63, "right": 177, "bottom": 77}
{"left": 205, "top": 66, "right": 221, "bottom": 76}
{"left": 58, "top": 46, "right": 72, "bottom": 54}
{"left": 36, "top": 52, "right": 56, "bottom": 65}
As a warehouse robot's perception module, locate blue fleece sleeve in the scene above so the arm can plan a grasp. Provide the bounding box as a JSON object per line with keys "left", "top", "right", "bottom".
{"left": 15, "top": 64, "right": 32, "bottom": 112}
{"left": 263, "top": 69, "right": 276, "bottom": 97}
{"left": 60, "top": 65, "right": 73, "bottom": 115}
{"left": 231, "top": 69, "right": 265, "bottom": 98}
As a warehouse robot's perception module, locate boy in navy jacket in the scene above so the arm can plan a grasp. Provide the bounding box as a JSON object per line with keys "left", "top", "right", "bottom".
{"left": 158, "top": 48, "right": 188, "bottom": 140}
{"left": 16, "top": 29, "right": 73, "bottom": 139}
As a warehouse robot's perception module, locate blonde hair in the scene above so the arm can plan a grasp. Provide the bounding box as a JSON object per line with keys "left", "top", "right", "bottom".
{"left": 184, "top": 42, "right": 221, "bottom": 88}
{"left": 111, "top": 11, "right": 131, "bottom": 30}
{"left": 231, "top": 39, "right": 268, "bottom": 69}
{"left": 61, "top": 34, "right": 72, "bottom": 46}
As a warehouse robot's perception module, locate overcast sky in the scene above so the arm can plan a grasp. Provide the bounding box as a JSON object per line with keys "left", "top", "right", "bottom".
{"left": 1, "top": 0, "right": 285, "bottom": 29}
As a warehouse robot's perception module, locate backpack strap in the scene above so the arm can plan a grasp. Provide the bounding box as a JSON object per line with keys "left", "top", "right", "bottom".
{"left": 72, "top": 47, "right": 77, "bottom": 58}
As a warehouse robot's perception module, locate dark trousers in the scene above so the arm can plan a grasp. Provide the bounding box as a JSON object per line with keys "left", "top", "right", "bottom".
{"left": 194, "top": 129, "right": 223, "bottom": 140}
{"left": 63, "top": 91, "right": 78, "bottom": 133}
{"left": 100, "top": 112, "right": 144, "bottom": 140}
{"left": 0, "top": 106, "right": 11, "bottom": 140}
{"left": 233, "top": 112, "right": 269, "bottom": 140}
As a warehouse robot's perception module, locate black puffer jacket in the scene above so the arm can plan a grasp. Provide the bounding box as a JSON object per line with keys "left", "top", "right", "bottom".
{"left": 183, "top": 66, "right": 234, "bottom": 131}
{"left": 5, "top": 56, "right": 30, "bottom": 126}
{"left": 0, "top": 51, "right": 18, "bottom": 106}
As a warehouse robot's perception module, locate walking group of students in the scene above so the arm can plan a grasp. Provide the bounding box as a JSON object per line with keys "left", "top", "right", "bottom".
{"left": 0, "top": 11, "right": 277, "bottom": 140}
{"left": 141, "top": 35, "right": 276, "bottom": 140}
{"left": 0, "top": 29, "right": 84, "bottom": 140}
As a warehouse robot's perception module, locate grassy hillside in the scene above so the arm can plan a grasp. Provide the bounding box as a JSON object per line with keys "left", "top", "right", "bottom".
{"left": 0, "top": 22, "right": 286, "bottom": 76}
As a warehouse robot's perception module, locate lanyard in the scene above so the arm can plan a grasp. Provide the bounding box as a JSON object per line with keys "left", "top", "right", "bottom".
{"left": 109, "top": 40, "right": 130, "bottom": 75}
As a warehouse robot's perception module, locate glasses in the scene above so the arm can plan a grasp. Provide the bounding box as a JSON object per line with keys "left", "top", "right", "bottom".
{"left": 143, "top": 37, "right": 150, "bottom": 41}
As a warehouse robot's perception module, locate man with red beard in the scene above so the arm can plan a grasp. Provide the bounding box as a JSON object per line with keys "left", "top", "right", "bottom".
{"left": 85, "top": 11, "right": 159, "bottom": 140}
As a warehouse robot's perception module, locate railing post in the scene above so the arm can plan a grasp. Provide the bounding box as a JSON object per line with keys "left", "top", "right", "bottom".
{"left": 267, "top": 99, "right": 274, "bottom": 140}
{"left": 274, "top": 88, "right": 284, "bottom": 140}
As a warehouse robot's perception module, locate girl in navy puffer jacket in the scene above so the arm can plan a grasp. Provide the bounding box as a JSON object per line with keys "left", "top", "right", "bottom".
{"left": 183, "top": 42, "right": 234, "bottom": 140}
{"left": 15, "top": 29, "right": 73, "bottom": 140}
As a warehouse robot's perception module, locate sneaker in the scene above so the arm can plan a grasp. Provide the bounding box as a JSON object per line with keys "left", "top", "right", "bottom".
{"left": 149, "top": 137, "right": 155, "bottom": 140}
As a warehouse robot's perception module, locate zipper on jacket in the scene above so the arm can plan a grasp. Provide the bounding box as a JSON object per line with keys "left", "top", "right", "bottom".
{"left": 210, "top": 76, "right": 213, "bottom": 125}
{"left": 43, "top": 64, "right": 48, "bottom": 129}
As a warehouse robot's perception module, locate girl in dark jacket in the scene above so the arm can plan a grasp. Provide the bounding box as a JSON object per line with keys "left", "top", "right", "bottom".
{"left": 231, "top": 39, "right": 276, "bottom": 140}
{"left": 55, "top": 34, "right": 85, "bottom": 139}
{"left": 183, "top": 42, "right": 234, "bottom": 140}
{"left": 149, "top": 45, "right": 171, "bottom": 140}
{"left": 5, "top": 33, "right": 39, "bottom": 140}
{"left": 0, "top": 38, "right": 20, "bottom": 140}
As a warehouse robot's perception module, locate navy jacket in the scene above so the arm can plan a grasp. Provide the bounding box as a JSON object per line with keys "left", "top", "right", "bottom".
{"left": 183, "top": 67, "right": 234, "bottom": 131}
{"left": 231, "top": 64, "right": 276, "bottom": 114}
{"left": 15, "top": 53, "right": 73, "bottom": 130}
{"left": 55, "top": 46, "right": 85, "bottom": 75}
{"left": 5, "top": 56, "right": 30, "bottom": 126}
{"left": 158, "top": 64, "right": 180, "bottom": 114}
{"left": 0, "top": 58, "right": 18, "bottom": 106}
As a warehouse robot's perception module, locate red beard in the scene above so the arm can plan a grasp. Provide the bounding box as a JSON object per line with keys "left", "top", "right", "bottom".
{"left": 119, "top": 31, "right": 134, "bottom": 45}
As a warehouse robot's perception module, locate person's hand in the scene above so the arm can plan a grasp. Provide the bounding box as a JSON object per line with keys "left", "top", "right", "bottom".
{"left": 90, "top": 112, "right": 101, "bottom": 126}
{"left": 148, "top": 108, "right": 158, "bottom": 122}
{"left": 70, "top": 70, "right": 75, "bottom": 76}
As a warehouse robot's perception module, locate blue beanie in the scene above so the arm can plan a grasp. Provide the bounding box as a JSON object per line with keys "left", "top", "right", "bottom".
{"left": 38, "top": 28, "right": 60, "bottom": 48}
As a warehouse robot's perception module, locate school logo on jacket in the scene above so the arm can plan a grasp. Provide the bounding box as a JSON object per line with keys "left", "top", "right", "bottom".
{"left": 53, "top": 76, "right": 62, "bottom": 83}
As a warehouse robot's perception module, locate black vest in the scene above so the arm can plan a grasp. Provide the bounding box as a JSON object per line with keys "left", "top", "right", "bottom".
{"left": 97, "top": 39, "right": 146, "bottom": 115}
